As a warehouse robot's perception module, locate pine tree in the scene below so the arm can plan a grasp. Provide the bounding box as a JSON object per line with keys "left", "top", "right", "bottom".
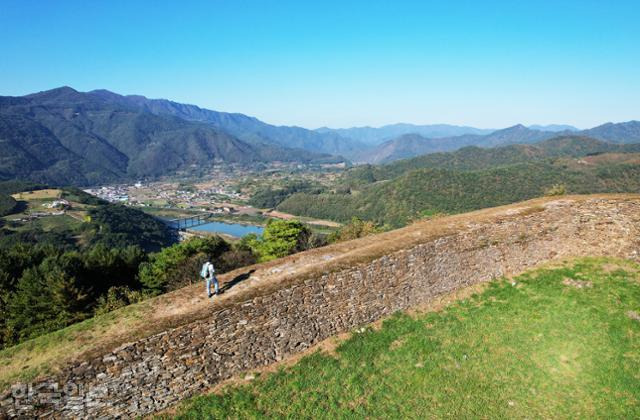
{"left": 6, "top": 264, "right": 88, "bottom": 344}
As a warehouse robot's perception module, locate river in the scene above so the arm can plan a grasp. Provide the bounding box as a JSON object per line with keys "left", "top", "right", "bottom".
{"left": 189, "top": 221, "right": 264, "bottom": 237}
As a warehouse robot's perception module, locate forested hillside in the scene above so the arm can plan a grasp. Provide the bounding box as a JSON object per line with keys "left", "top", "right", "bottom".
{"left": 0, "top": 183, "right": 179, "bottom": 349}
{"left": 278, "top": 157, "right": 640, "bottom": 227}
{"left": 269, "top": 137, "right": 640, "bottom": 227}
{"left": 345, "top": 136, "right": 640, "bottom": 185}
{"left": 0, "top": 88, "right": 342, "bottom": 185}
{"left": 0, "top": 185, "right": 174, "bottom": 251}
{"left": 0, "top": 182, "right": 322, "bottom": 352}
{"left": 88, "top": 89, "right": 366, "bottom": 158}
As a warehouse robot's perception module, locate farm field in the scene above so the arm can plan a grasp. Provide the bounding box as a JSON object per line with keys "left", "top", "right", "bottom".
{"left": 11, "top": 188, "right": 62, "bottom": 201}
{"left": 166, "top": 258, "right": 640, "bottom": 419}
{"left": 3, "top": 189, "right": 87, "bottom": 232}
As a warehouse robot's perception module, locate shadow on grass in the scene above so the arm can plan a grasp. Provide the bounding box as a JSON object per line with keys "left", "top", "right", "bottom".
{"left": 220, "top": 269, "right": 256, "bottom": 293}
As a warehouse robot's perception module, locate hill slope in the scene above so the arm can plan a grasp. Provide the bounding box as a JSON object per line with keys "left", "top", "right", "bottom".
{"left": 0, "top": 87, "right": 341, "bottom": 185}
{"left": 581, "top": 120, "right": 640, "bottom": 143}
{"left": 172, "top": 257, "right": 640, "bottom": 418}
{"left": 346, "top": 136, "right": 640, "bottom": 184}
{"left": 88, "top": 89, "right": 365, "bottom": 158}
{"left": 0, "top": 194, "right": 638, "bottom": 418}
{"left": 317, "top": 123, "right": 579, "bottom": 146}
{"left": 278, "top": 147, "right": 640, "bottom": 226}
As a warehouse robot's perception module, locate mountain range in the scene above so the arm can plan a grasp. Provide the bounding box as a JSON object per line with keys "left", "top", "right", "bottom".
{"left": 1, "top": 86, "right": 639, "bottom": 184}
{"left": 316, "top": 123, "right": 579, "bottom": 147}
{"left": 315, "top": 123, "right": 495, "bottom": 145}
{"left": 356, "top": 121, "right": 640, "bottom": 163}
{"left": 86, "top": 89, "right": 367, "bottom": 157}
{"left": 528, "top": 124, "right": 578, "bottom": 132}
{"left": 346, "top": 135, "right": 640, "bottom": 183}
{"left": 0, "top": 87, "right": 344, "bottom": 185}
{"left": 275, "top": 135, "right": 640, "bottom": 227}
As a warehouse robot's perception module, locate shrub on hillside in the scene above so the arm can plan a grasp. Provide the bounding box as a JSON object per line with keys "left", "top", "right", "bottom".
{"left": 545, "top": 183, "right": 567, "bottom": 196}
{"left": 328, "top": 217, "right": 382, "bottom": 243}
{"left": 217, "top": 248, "right": 257, "bottom": 272}
{"left": 94, "top": 286, "right": 149, "bottom": 316}
{"left": 241, "top": 219, "right": 311, "bottom": 262}
{"left": 6, "top": 264, "right": 90, "bottom": 344}
{"left": 138, "top": 236, "right": 231, "bottom": 295}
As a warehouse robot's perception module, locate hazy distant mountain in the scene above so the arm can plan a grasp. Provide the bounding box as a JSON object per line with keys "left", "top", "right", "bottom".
{"left": 316, "top": 123, "right": 494, "bottom": 145}
{"left": 354, "top": 121, "right": 640, "bottom": 164}
{"left": 528, "top": 124, "right": 578, "bottom": 132}
{"left": 351, "top": 135, "right": 640, "bottom": 182}
{"left": 0, "top": 87, "right": 341, "bottom": 185}
{"left": 475, "top": 124, "right": 556, "bottom": 148}
{"left": 88, "top": 89, "right": 365, "bottom": 158}
{"left": 580, "top": 121, "right": 640, "bottom": 144}
{"left": 355, "top": 134, "right": 463, "bottom": 164}
{"left": 357, "top": 124, "right": 556, "bottom": 164}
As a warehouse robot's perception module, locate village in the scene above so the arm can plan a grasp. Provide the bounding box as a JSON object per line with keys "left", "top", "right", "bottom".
{"left": 81, "top": 162, "right": 345, "bottom": 226}
{"left": 82, "top": 181, "right": 260, "bottom": 218}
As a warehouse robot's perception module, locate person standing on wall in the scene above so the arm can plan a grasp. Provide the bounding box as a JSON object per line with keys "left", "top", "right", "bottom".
{"left": 201, "top": 260, "right": 219, "bottom": 298}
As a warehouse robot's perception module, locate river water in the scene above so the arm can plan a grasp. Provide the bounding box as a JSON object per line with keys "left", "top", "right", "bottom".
{"left": 189, "top": 221, "right": 264, "bottom": 237}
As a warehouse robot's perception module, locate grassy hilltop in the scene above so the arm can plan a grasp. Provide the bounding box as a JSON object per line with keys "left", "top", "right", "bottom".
{"left": 168, "top": 258, "right": 640, "bottom": 418}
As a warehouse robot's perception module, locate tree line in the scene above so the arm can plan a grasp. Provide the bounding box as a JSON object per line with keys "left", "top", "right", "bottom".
{"left": 275, "top": 160, "right": 640, "bottom": 227}
{"left": 0, "top": 207, "right": 326, "bottom": 349}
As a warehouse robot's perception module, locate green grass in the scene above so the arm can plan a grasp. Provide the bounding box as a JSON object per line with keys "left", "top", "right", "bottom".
{"left": 167, "top": 258, "right": 640, "bottom": 419}
{"left": 33, "top": 214, "right": 83, "bottom": 231}
{"left": 6, "top": 214, "right": 82, "bottom": 233}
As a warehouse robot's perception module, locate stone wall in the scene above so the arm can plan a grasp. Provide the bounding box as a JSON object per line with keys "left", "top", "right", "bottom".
{"left": 2, "top": 197, "right": 639, "bottom": 418}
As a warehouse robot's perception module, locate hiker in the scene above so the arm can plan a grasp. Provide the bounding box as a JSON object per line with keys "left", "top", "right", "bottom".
{"left": 201, "top": 260, "right": 219, "bottom": 298}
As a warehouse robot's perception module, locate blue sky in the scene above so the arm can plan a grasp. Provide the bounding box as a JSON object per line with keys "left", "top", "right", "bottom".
{"left": 1, "top": 0, "right": 638, "bottom": 129}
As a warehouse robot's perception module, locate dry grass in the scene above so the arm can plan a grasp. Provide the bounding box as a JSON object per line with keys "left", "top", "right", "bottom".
{"left": 1, "top": 193, "right": 638, "bottom": 390}
{"left": 10, "top": 189, "right": 62, "bottom": 201}
{"left": 562, "top": 278, "right": 593, "bottom": 289}
{"left": 0, "top": 302, "right": 154, "bottom": 389}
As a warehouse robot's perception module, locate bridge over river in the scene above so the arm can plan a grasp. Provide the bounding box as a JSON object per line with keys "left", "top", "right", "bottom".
{"left": 165, "top": 213, "right": 213, "bottom": 230}
{"left": 162, "top": 213, "right": 265, "bottom": 237}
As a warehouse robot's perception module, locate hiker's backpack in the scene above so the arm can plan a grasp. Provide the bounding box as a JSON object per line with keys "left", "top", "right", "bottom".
{"left": 200, "top": 262, "right": 209, "bottom": 278}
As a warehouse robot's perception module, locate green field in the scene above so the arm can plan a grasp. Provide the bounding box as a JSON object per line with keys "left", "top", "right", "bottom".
{"left": 167, "top": 258, "right": 640, "bottom": 418}
{"left": 16, "top": 214, "right": 83, "bottom": 232}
